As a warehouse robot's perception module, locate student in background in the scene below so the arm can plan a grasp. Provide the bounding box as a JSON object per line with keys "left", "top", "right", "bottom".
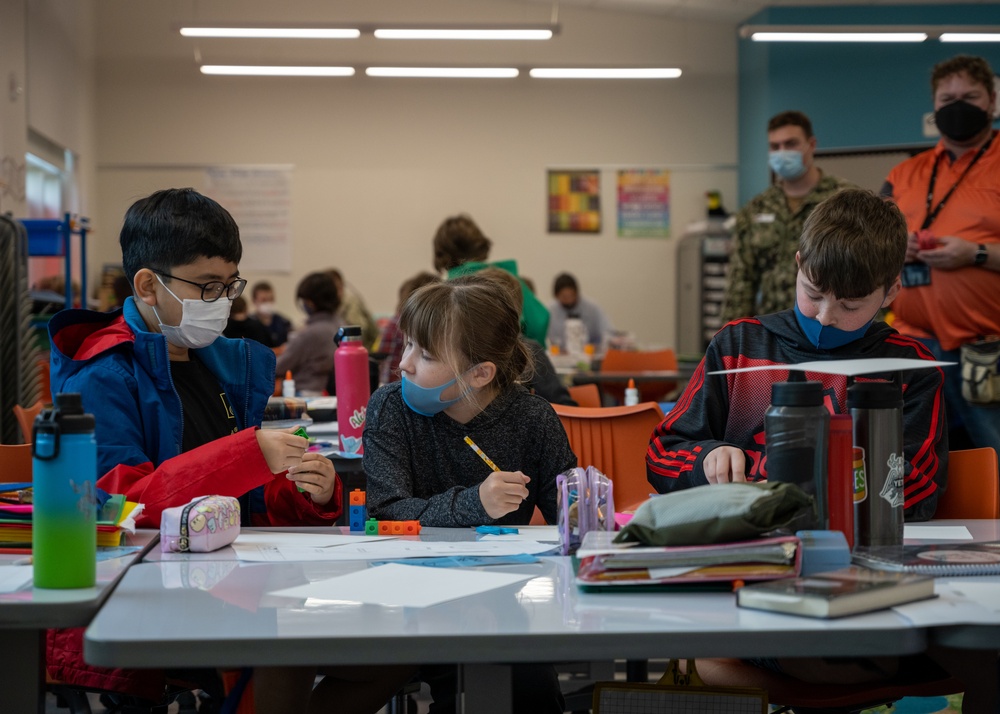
{"left": 249, "top": 280, "right": 293, "bottom": 347}
{"left": 47, "top": 188, "right": 409, "bottom": 712}
{"left": 432, "top": 213, "right": 550, "bottom": 346}
{"left": 224, "top": 295, "right": 275, "bottom": 347}
{"left": 647, "top": 189, "right": 947, "bottom": 522}
{"left": 547, "top": 271, "right": 613, "bottom": 351}
{"left": 327, "top": 267, "right": 379, "bottom": 351}
{"left": 374, "top": 271, "right": 440, "bottom": 385}
{"left": 275, "top": 272, "right": 344, "bottom": 396}
{"left": 364, "top": 271, "right": 576, "bottom": 714}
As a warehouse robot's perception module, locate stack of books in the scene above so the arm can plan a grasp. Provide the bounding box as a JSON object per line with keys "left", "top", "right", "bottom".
{"left": 0, "top": 492, "right": 141, "bottom": 551}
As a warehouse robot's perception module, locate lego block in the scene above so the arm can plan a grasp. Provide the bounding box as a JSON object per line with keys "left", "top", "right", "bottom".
{"left": 349, "top": 488, "right": 366, "bottom": 506}
{"left": 390, "top": 521, "right": 406, "bottom": 535}
{"left": 365, "top": 518, "right": 378, "bottom": 536}
{"left": 378, "top": 521, "right": 392, "bottom": 536}
{"left": 401, "top": 521, "right": 421, "bottom": 535}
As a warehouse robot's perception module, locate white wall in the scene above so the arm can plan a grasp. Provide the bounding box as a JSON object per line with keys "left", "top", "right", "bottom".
{"left": 0, "top": 0, "right": 28, "bottom": 217}
{"left": 91, "top": 0, "right": 739, "bottom": 348}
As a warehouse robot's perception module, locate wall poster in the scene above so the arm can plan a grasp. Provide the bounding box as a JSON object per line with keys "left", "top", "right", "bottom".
{"left": 617, "top": 169, "right": 670, "bottom": 238}
{"left": 547, "top": 169, "right": 601, "bottom": 233}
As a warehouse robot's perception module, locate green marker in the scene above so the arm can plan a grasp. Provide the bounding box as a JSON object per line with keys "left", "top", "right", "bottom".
{"left": 293, "top": 426, "right": 309, "bottom": 491}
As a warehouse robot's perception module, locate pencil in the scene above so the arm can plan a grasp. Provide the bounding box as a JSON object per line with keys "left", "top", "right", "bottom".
{"left": 464, "top": 436, "right": 499, "bottom": 472}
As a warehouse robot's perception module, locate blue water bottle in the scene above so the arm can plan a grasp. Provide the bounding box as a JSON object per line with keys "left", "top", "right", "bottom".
{"left": 32, "top": 393, "right": 97, "bottom": 589}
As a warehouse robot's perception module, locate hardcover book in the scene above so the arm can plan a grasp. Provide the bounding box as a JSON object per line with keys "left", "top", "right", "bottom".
{"left": 852, "top": 541, "right": 1000, "bottom": 575}
{"left": 736, "top": 566, "right": 935, "bottom": 618}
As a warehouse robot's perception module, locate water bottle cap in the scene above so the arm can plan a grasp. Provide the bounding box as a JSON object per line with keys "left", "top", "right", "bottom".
{"left": 340, "top": 325, "right": 362, "bottom": 337}
{"left": 770, "top": 380, "right": 823, "bottom": 406}
{"left": 847, "top": 380, "right": 903, "bottom": 410}
{"left": 49, "top": 392, "right": 96, "bottom": 433}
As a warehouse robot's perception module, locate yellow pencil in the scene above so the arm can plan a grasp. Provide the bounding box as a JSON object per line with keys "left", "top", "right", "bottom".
{"left": 464, "top": 436, "right": 499, "bottom": 472}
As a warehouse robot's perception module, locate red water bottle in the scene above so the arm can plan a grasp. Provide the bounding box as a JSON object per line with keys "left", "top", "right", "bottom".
{"left": 335, "top": 325, "right": 370, "bottom": 455}
{"left": 827, "top": 414, "right": 855, "bottom": 550}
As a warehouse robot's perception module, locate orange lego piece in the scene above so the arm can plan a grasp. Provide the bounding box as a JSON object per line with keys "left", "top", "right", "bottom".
{"left": 349, "top": 488, "right": 366, "bottom": 505}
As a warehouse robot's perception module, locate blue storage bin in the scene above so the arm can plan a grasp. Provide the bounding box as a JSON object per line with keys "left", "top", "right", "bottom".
{"left": 21, "top": 219, "right": 65, "bottom": 256}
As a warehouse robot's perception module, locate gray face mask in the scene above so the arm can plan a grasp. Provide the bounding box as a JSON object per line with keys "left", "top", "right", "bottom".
{"left": 152, "top": 274, "right": 232, "bottom": 349}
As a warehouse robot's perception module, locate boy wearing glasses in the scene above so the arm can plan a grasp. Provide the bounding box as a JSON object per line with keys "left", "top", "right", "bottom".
{"left": 48, "top": 187, "right": 341, "bottom": 528}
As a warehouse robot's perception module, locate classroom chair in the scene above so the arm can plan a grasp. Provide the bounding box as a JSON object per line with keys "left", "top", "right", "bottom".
{"left": 551, "top": 402, "right": 665, "bottom": 513}
{"left": 567, "top": 383, "right": 601, "bottom": 408}
{"left": 13, "top": 400, "right": 44, "bottom": 445}
{"left": 599, "top": 348, "right": 678, "bottom": 404}
{"left": 0, "top": 443, "right": 31, "bottom": 483}
{"left": 934, "top": 447, "right": 1000, "bottom": 519}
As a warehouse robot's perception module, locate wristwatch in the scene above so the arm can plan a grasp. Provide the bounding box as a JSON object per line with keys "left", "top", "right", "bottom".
{"left": 975, "top": 244, "right": 989, "bottom": 267}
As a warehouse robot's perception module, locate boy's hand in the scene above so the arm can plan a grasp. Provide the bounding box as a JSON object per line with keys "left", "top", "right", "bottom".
{"left": 702, "top": 446, "right": 747, "bottom": 484}
{"left": 255, "top": 427, "right": 308, "bottom": 474}
{"left": 479, "top": 470, "right": 530, "bottom": 520}
{"left": 287, "top": 452, "right": 337, "bottom": 506}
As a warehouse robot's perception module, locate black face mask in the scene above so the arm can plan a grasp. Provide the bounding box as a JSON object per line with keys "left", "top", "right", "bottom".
{"left": 935, "top": 99, "right": 992, "bottom": 142}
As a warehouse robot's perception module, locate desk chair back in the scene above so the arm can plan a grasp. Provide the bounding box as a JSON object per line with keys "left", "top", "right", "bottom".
{"left": 13, "top": 400, "right": 43, "bottom": 445}
{"left": 552, "top": 402, "right": 664, "bottom": 512}
{"left": 0, "top": 443, "right": 32, "bottom": 482}
{"left": 600, "top": 348, "right": 678, "bottom": 404}
{"left": 935, "top": 447, "right": 1000, "bottom": 519}
{"left": 567, "top": 383, "right": 601, "bottom": 408}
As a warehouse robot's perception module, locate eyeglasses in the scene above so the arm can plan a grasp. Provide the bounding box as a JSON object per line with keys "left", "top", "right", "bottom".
{"left": 153, "top": 270, "right": 248, "bottom": 302}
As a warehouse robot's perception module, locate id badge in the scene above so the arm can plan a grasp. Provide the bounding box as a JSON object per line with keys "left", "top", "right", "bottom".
{"left": 901, "top": 262, "right": 931, "bottom": 287}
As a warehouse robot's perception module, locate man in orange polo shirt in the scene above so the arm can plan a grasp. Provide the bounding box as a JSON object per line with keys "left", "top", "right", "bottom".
{"left": 882, "top": 54, "right": 1000, "bottom": 453}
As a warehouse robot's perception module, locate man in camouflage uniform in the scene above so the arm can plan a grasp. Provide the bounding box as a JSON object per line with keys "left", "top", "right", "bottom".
{"left": 721, "top": 111, "right": 854, "bottom": 322}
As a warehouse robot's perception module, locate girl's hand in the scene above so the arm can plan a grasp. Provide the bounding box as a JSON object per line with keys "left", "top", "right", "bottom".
{"left": 702, "top": 446, "right": 747, "bottom": 484}
{"left": 287, "top": 452, "right": 338, "bottom": 506}
{"left": 255, "top": 427, "right": 308, "bottom": 474}
{"left": 478, "top": 470, "right": 530, "bottom": 519}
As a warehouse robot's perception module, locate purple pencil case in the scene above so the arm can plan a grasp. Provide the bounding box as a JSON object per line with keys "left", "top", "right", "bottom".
{"left": 160, "top": 495, "right": 241, "bottom": 553}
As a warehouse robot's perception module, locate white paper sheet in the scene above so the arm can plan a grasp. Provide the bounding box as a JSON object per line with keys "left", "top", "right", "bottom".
{"left": 269, "top": 562, "right": 535, "bottom": 607}
{"left": 904, "top": 525, "right": 973, "bottom": 540}
{"left": 895, "top": 580, "right": 1000, "bottom": 625}
{"left": 708, "top": 358, "right": 954, "bottom": 377}
{"left": 234, "top": 537, "right": 558, "bottom": 562}
{"left": 232, "top": 532, "right": 392, "bottom": 562}
{"left": 0, "top": 564, "right": 33, "bottom": 593}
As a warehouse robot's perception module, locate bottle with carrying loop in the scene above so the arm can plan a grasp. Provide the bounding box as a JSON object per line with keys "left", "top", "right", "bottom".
{"left": 335, "top": 325, "right": 370, "bottom": 455}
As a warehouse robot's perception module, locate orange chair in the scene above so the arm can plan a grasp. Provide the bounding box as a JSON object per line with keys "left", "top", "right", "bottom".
{"left": 599, "top": 348, "right": 678, "bottom": 404}
{"left": 0, "top": 443, "right": 32, "bottom": 483}
{"left": 552, "top": 402, "right": 664, "bottom": 512}
{"left": 567, "top": 383, "right": 601, "bottom": 408}
{"left": 935, "top": 447, "right": 1000, "bottom": 519}
{"left": 13, "top": 400, "right": 44, "bottom": 445}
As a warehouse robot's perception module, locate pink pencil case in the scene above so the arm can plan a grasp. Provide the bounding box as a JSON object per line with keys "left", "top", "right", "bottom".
{"left": 160, "top": 495, "right": 241, "bottom": 553}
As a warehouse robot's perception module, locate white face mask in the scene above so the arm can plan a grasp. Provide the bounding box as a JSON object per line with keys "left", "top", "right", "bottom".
{"left": 152, "top": 274, "right": 233, "bottom": 349}
{"left": 256, "top": 301, "right": 275, "bottom": 317}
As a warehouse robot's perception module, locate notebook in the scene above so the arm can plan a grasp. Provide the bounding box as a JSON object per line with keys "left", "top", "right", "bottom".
{"left": 852, "top": 541, "right": 1000, "bottom": 575}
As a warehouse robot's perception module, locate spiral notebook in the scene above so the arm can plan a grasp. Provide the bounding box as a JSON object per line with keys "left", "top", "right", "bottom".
{"left": 852, "top": 541, "right": 1000, "bottom": 575}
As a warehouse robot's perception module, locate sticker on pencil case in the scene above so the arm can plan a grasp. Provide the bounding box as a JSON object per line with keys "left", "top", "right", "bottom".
{"left": 914, "top": 549, "right": 1000, "bottom": 564}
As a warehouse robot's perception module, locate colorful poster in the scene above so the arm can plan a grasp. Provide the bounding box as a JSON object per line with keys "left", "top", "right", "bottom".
{"left": 548, "top": 170, "right": 601, "bottom": 233}
{"left": 617, "top": 169, "right": 670, "bottom": 238}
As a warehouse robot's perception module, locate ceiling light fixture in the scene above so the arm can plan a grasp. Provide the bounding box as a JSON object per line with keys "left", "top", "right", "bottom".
{"left": 748, "top": 31, "right": 927, "bottom": 42}
{"left": 740, "top": 24, "right": 1000, "bottom": 43}
{"left": 529, "top": 68, "right": 681, "bottom": 79}
{"left": 200, "top": 65, "right": 356, "bottom": 76}
{"left": 365, "top": 67, "right": 519, "bottom": 78}
{"left": 940, "top": 32, "right": 1000, "bottom": 42}
{"left": 180, "top": 26, "right": 361, "bottom": 39}
{"left": 374, "top": 28, "right": 554, "bottom": 40}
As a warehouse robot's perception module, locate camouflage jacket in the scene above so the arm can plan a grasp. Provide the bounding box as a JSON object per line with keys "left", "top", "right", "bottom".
{"left": 721, "top": 173, "right": 854, "bottom": 323}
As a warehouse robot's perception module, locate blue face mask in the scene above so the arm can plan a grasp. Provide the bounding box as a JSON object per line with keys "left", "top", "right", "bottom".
{"left": 401, "top": 373, "right": 468, "bottom": 417}
{"left": 794, "top": 301, "right": 880, "bottom": 350}
{"left": 768, "top": 150, "right": 807, "bottom": 181}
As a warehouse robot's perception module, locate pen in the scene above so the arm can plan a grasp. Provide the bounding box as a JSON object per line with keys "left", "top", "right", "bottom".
{"left": 464, "top": 436, "right": 499, "bottom": 472}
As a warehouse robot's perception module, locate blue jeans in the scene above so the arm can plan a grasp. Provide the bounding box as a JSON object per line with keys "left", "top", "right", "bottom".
{"left": 917, "top": 337, "right": 1000, "bottom": 455}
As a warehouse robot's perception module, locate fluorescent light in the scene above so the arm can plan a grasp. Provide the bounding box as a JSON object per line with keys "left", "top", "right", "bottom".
{"left": 365, "top": 67, "right": 519, "bottom": 78}
{"left": 180, "top": 27, "right": 360, "bottom": 39}
{"left": 529, "top": 68, "right": 682, "bottom": 79}
{"left": 200, "top": 65, "right": 356, "bottom": 76}
{"left": 940, "top": 33, "right": 1000, "bottom": 42}
{"left": 374, "top": 28, "right": 552, "bottom": 40}
{"left": 750, "top": 31, "right": 927, "bottom": 42}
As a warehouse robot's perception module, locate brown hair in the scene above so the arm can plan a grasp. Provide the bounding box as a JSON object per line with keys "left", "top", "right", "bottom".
{"left": 931, "top": 55, "right": 996, "bottom": 98}
{"left": 397, "top": 271, "right": 440, "bottom": 313}
{"left": 295, "top": 272, "right": 341, "bottom": 314}
{"left": 798, "top": 189, "right": 907, "bottom": 299}
{"left": 767, "top": 110, "right": 814, "bottom": 138}
{"left": 432, "top": 214, "right": 492, "bottom": 273}
{"left": 399, "top": 271, "right": 531, "bottom": 394}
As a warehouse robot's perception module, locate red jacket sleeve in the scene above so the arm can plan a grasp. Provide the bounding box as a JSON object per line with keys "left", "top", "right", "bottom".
{"left": 98, "top": 427, "right": 343, "bottom": 527}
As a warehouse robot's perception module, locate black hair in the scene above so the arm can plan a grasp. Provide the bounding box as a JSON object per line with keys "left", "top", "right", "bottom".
{"left": 252, "top": 281, "right": 274, "bottom": 299}
{"left": 553, "top": 272, "right": 578, "bottom": 296}
{"left": 119, "top": 188, "right": 241, "bottom": 283}
{"left": 296, "top": 272, "right": 341, "bottom": 314}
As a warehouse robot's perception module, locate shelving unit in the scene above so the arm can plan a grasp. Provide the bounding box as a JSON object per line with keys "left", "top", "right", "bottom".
{"left": 675, "top": 218, "right": 732, "bottom": 357}
{"left": 21, "top": 213, "right": 90, "bottom": 309}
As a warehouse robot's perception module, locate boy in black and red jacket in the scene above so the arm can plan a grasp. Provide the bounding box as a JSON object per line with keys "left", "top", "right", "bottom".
{"left": 648, "top": 188, "right": 947, "bottom": 521}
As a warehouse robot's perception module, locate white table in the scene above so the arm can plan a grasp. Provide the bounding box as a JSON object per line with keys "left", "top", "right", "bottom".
{"left": 0, "top": 531, "right": 157, "bottom": 713}
{"left": 83, "top": 526, "right": 951, "bottom": 713}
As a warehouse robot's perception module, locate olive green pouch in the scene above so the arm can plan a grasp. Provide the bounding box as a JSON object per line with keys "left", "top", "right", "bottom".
{"left": 614, "top": 482, "right": 814, "bottom": 547}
